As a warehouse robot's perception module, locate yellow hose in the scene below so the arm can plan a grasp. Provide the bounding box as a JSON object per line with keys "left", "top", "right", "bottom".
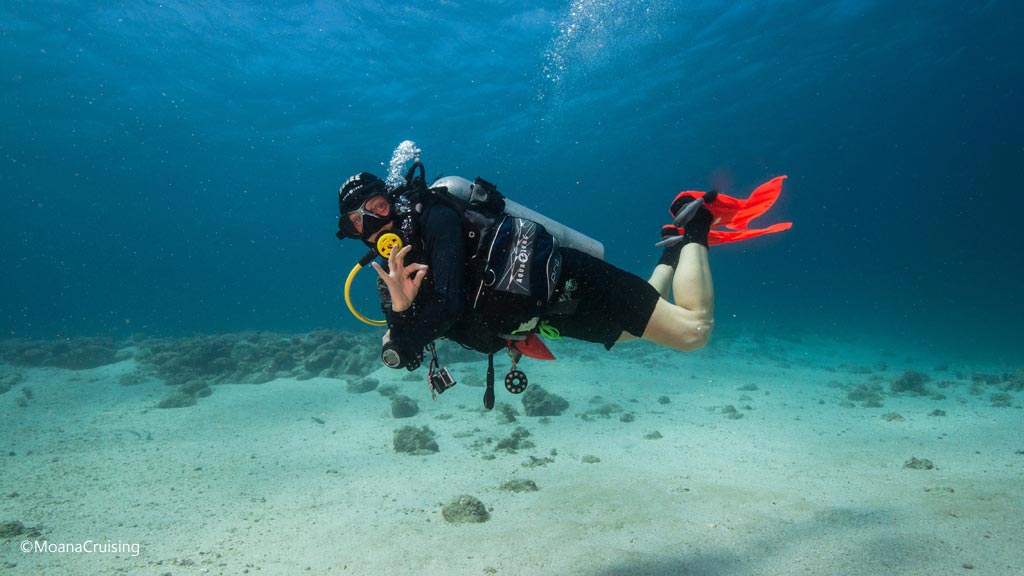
{"left": 344, "top": 263, "right": 387, "bottom": 326}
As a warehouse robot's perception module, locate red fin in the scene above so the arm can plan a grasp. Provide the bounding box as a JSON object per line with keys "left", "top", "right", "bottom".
{"left": 708, "top": 222, "right": 793, "bottom": 246}
{"left": 509, "top": 333, "right": 555, "bottom": 360}
{"left": 723, "top": 175, "right": 787, "bottom": 230}
{"left": 671, "top": 175, "right": 788, "bottom": 231}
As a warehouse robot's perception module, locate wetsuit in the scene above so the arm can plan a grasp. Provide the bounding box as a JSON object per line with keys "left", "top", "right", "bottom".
{"left": 385, "top": 203, "right": 470, "bottom": 363}
{"left": 384, "top": 201, "right": 663, "bottom": 365}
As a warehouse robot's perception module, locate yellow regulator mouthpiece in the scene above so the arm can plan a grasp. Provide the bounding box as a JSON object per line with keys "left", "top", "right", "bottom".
{"left": 376, "top": 233, "right": 403, "bottom": 258}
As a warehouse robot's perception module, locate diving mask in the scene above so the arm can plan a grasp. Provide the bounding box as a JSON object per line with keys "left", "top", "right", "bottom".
{"left": 338, "top": 194, "right": 393, "bottom": 240}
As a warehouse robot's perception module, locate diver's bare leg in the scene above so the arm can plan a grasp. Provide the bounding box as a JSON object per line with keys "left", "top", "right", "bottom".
{"left": 672, "top": 243, "right": 713, "bottom": 318}
{"left": 616, "top": 261, "right": 675, "bottom": 344}
{"left": 620, "top": 243, "right": 714, "bottom": 348}
{"left": 619, "top": 243, "right": 714, "bottom": 350}
{"left": 647, "top": 264, "right": 674, "bottom": 298}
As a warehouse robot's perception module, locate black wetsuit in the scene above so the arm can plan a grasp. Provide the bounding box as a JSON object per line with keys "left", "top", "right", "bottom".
{"left": 385, "top": 202, "right": 662, "bottom": 365}
{"left": 386, "top": 203, "right": 472, "bottom": 359}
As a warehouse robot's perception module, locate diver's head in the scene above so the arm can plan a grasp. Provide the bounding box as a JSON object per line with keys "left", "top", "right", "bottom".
{"left": 337, "top": 172, "right": 395, "bottom": 244}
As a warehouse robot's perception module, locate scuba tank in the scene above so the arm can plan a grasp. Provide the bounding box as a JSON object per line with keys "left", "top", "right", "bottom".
{"left": 431, "top": 176, "right": 604, "bottom": 260}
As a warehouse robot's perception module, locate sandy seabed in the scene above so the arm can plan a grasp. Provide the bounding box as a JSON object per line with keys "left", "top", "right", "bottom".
{"left": 1, "top": 332, "right": 1021, "bottom": 576}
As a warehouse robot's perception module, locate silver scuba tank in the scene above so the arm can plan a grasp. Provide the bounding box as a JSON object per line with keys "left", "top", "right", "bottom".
{"left": 431, "top": 176, "right": 605, "bottom": 260}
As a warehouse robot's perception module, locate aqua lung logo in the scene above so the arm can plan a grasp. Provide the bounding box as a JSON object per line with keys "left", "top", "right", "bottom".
{"left": 500, "top": 219, "right": 535, "bottom": 295}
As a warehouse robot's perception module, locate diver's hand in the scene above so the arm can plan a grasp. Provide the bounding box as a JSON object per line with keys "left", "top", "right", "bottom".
{"left": 371, "top": 245, "right": 428, "bottom": 312}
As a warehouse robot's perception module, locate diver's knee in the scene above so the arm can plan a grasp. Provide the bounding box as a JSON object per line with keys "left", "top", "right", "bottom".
{"left": 689, "top": 318, "right": 714, "bottom": 350}
{"left": 676, "top": 319, "right": 713, "bottom": 351}
{"left": 642, "top": 300, "right": 713, "bottom": 352}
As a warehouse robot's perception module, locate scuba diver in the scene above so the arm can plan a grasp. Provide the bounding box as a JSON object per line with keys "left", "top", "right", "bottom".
{"left": 337, "top": 147, "right": 790, "bottom": 408}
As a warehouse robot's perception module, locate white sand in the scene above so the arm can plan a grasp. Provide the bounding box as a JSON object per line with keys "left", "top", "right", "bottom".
{"left": 1, "top": 334, "right": 1021, "bottom": 575}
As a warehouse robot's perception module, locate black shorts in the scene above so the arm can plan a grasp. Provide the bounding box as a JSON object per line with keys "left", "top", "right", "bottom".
{"left": 542, "top": 248, "right": 661, "bottom": 349}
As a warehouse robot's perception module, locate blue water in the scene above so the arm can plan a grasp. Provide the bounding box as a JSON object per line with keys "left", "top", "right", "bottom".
{"left": 1, "top": 1, "right": 1020, "bottom": 359}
